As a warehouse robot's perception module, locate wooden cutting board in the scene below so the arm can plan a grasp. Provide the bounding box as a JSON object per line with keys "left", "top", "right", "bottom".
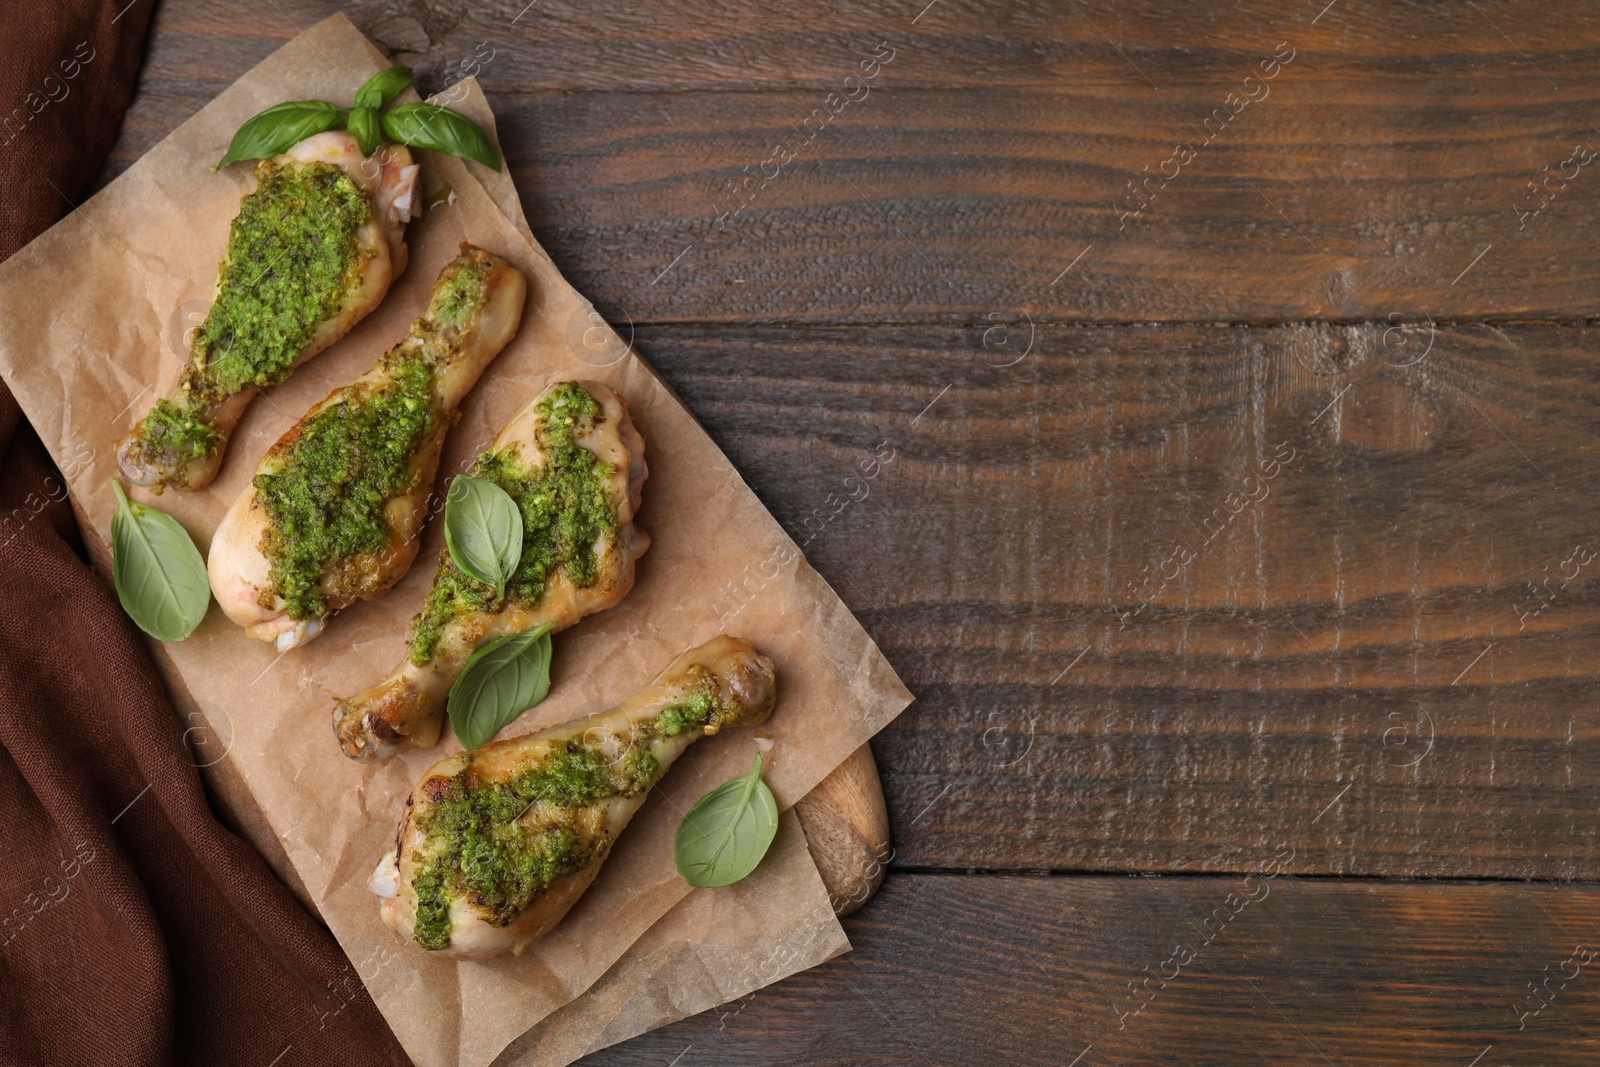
{"left": 794, "top": 744, "right": 889, "bottom": 917}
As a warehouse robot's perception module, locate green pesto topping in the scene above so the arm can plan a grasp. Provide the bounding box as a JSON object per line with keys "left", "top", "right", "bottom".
{"left": 409, "top": 863, "right": 456, "bottom": 951}
{"left": 624, "top": 746, "right": 659, "bottom": 784}
{"left": 653, "top": 668, "right": 732, "bottom": 737}
{"left": 131, "top": 397, "right": 223, "bottom": 467}
{"left": 410, "top": 737, "right": 661, "bottom": 950}
{"left": 428, "top": 254, "right": 492, "bottom": 326}
{"left": 254, "top": 353, "right": 438, "bottom": 621}
{"left": 189, "top": 160, "right": 372, "bottom": 400}
{"left": 408, "top": 383, "right": 618, "bottom": 663}
{"left": 655, "top": 691, "right": 718, "bottom": 737}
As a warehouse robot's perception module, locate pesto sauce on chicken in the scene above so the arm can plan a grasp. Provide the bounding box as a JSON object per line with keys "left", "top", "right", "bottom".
{"left": 127, "top": 160, "right": 372, "bottom": 469}
{"left": 408, "top": 672, "right": 732, "bottom": 951}
{"left": 410, "top": 736, "right": 662, "bottom": 950}
{"left": 407, "top": 383, "right": 619, "bottom": 663}
{"left": 254, "top": 353, "right": 439, "bottom": 621}
{"left": 654, "top": 686, "right": 721, "bottom": 737}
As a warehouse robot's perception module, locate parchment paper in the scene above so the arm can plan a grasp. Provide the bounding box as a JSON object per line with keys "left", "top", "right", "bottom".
{"left": 499, "top": 811, "right": 849, "bottom": 1066}
{"left": 0, "top": 15, "right": 908, "bottom": 1067}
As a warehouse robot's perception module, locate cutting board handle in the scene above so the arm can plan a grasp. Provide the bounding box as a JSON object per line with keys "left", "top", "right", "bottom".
{"left": 794, "top": 743, "right": 890, "bottom": 917}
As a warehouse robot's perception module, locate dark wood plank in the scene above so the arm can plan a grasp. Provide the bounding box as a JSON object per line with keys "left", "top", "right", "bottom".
{"left": 578, "top": 873, "right": 1600, "bottom": 1065}
{"left": 96, "top": 0, "right": 1600, "bottom": 879}
{"left": 105, "top": 0, "right": 1600, "bottom": 323}
{"left": 99, "top": 1, "right": 1600, "bottom": 1061}
{"left": 632, "top": 319, "right": 1600, "bottom": 878}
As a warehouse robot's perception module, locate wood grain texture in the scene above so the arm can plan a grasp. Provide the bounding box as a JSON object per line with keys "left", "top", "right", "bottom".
{"left": 103, "top": 2, "right": 1600, "bottom": 1061}
{"left": 579, "top": 873, "right": 1600, "bottom": 1066}
{"left": 99, "top": 0, "right": 1600, "bottom": 881}
{"left": 795, "top": 744, "right": 891, "bottom": 916}
{"left": 633, "top": 320, "right": 1600, "bottom": 878}
{"left": 104, "top": 1, "right": 1600, "bottom": 324}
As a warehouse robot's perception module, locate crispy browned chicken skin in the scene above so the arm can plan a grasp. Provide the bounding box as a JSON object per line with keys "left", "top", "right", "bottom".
{"left": 208, "top": 245, "right": 527, "bottom": 650}
{"left": 117, "top": 132, "right": 418, "bottom": 491}
{"left": 368, "top": 635, "right": 776, "bottom": 957}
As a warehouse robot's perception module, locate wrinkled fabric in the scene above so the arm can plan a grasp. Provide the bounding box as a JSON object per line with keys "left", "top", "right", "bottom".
{"left": 0, "top": 3, "right": 407, "bottom": 1063}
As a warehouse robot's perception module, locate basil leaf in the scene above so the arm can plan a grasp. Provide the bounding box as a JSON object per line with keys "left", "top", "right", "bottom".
{"left": 674, "top": 754, "right": 779, "bottom": 888}
{"left": 218, "top": 100, "right": 340, "bottom": 167}
{"left": 443, "top": 475, "right": 523, "bottom": 598}
{"left": 347, "top": 105, "right": 382, "bottom": 157}
{"left": 449, "top": 624, "right": 555, "bottom": 750}
{"left": 354, "top": 65, "right": 413, "bottom": 110}
{"left": 109, "top": 480, "right": 210, "bottom": 642}
{"left": 382, "top": 103, "right": 502, "bottom": 171}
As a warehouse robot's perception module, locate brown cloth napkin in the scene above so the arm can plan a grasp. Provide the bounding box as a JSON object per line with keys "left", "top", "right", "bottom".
{"left": 0, "top": 4, "right": 407, "bottom": 1064}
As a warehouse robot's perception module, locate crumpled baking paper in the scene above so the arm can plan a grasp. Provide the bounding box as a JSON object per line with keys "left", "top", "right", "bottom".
{"left": 0, "top": 15, "right": 910, "bottom": 1067}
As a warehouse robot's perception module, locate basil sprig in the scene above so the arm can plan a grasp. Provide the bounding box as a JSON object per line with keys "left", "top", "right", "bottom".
{"left": 346, "top": 105, "right": 382, "bottom": 157}
{"left": 448, "top": 624, "right": 555, "bottom": 750}
{"left": 218, "top": 100, "right": 340, "bottom": 167}
{"left": 382, "top": 104, "right": 501, "bottom": 172}
{"left": 674, "top": 754, "right": 780, "bottom": 888}
{"left": 109, "top": 480, "right": 211, "bottom": 641}
{"left": 218, "top": 65, "right": 501, "bottom": 170}
{"left": 354, "top": 65, "right": 413, "bottom": 110}
{"left": 443, "top": 474, "right": 523, "bottom": 598}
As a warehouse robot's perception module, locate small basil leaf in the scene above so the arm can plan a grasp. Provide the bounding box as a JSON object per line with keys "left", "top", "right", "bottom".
{"left": 218, "top": 100, "right": 340, "bottom": 167}
{"left": 381, "top": 103, "right": 502, "bottom": 171}
{"left": 674, "top": 754, "right": 779, "bottom": 888}
{"left": 347, "top": 105, "right": 382, "bottom": 157}
{"left": 354, "top": 65, "right": 414, "bottom": 110}
{"left": 443, "top": 474, "right": 523, "bottom": 599}
{"left": 109, "top": 480, "right": 210, "bottom": 641}
{"left": 448, "top": 624, "right": 554, "bottom": 750}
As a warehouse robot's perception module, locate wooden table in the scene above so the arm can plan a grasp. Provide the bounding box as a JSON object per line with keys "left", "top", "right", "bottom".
{"left": 109, "top": 2, "right": 1600, "bottom": 1063}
